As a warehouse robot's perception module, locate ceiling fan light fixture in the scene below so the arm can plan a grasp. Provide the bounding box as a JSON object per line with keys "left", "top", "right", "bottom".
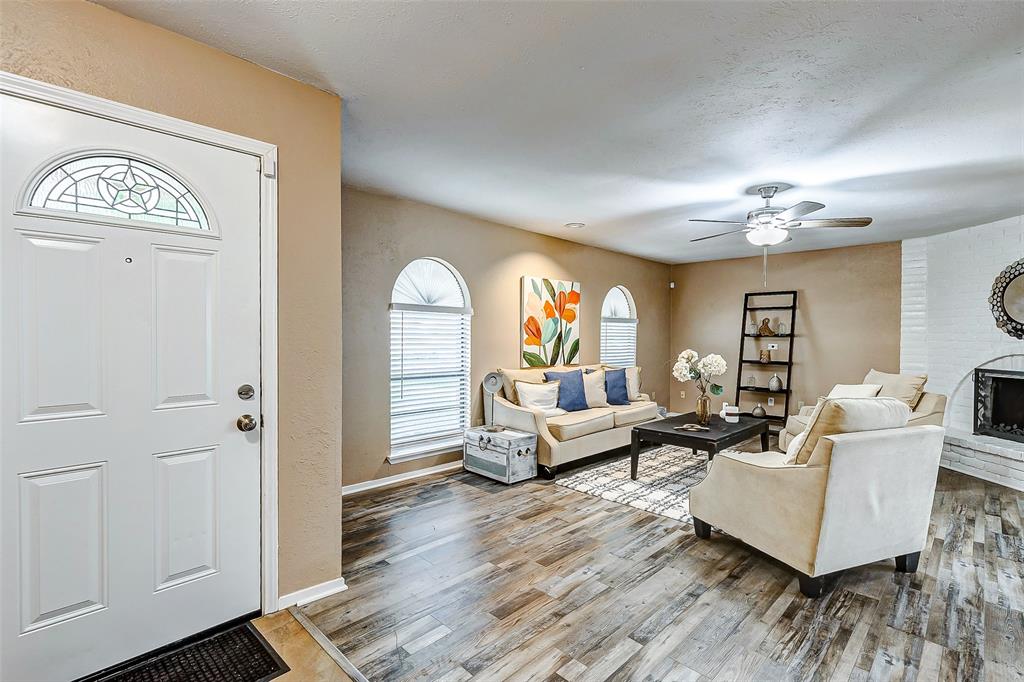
{"left": 746, "top": 226, "right": 788, "bottom": 246}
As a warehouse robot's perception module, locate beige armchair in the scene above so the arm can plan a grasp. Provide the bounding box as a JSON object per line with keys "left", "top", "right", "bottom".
{"left": 689, "top": 397, "right": 945, "bottom": 597}
{"left": 780, "top": 372, "right": 946, "bottom": 450}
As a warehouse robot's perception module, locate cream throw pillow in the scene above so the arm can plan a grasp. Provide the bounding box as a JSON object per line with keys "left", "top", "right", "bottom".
{"left": 827, "top": 383, "right": 882, "bottom": 398}
{"left": 864, "top": 369, "right": 928, "bottom": 408}
{"left": 785, "top": 429, "right": 808, "bottom": 462}
{"left": 499, "top": 367, "right": 546, "bottom": 405}
{"left": 624, "top": 367, "right": 642, "bottom": 401}
{"left": 514, "top": 381, "right": 566, "bottom": 417}
{"left": 582, "top": 369, "right": 610, "bottom": 408}
{"left": 787, "top": 397, "right": 911, "bottom": 465}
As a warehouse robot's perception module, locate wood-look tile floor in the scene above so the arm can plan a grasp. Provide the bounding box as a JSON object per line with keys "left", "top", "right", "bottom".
{"left": 253, "top": 609, "right": 356, "bottom": 682}
{"left": 302, "top": 446, "right": 1024, "bottom": 681}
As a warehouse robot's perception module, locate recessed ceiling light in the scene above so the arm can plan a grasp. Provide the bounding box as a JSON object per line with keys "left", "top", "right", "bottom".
{"left": 564, "top": 222, "right": 586, "bottom": 229}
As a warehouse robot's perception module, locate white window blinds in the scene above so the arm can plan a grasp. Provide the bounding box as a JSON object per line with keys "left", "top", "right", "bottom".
{"left": 390, "top": 259, "right": 472, "bottom": 462}
{"left": 600, "top": 286, "right": 637, "bottom": 367}
{"left": 600, "top": 318, "right": 638, "bottom": 367}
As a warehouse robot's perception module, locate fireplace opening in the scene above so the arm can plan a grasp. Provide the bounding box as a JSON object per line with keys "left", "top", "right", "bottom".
{"left": 975, "top": 368, "right": 1024, "bottom": 444}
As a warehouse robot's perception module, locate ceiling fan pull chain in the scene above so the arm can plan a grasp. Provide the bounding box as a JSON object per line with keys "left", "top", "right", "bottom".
{"left": 763, "top": 246, "right": 768, "bottom": 288}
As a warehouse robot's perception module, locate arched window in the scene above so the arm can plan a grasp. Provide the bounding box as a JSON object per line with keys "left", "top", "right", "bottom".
{"left": 390, "top": 258, "right": 472, "bottom": 462}
{"left": 27, "top": 154, "right": 210, "bottom": 230}
{"left": 600, "top": 285, "right": 637, "bottom": 367}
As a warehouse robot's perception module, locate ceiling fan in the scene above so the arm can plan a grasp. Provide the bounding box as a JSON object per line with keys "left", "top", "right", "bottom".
{"left": 690, "top": 185, "right": 872, "bottom": 246}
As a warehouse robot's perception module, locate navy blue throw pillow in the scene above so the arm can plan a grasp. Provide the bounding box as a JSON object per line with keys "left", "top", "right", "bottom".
{"left": 605, "top": 368, "right": 631, "bottom": 405}
{"left": 543, "top": 369, "right": 588, "bottom": 411}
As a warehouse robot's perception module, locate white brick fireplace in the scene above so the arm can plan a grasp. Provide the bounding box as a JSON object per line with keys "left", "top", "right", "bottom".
{"left": 900, "top": 216, "right": 1024, "bottom": 491}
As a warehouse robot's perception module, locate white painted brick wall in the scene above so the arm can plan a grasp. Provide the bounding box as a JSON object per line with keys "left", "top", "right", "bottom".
{"left": 901, "top": 216, "right": 1024, "bottom": 491}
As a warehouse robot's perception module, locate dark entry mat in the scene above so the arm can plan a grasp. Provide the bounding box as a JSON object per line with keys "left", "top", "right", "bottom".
{"left": 80, "top": 622, "right": 288, "bottom": 682}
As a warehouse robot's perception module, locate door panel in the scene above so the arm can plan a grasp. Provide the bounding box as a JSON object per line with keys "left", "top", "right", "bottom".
{"left": 2, "top": 92, "right": 263, "bottom": 681}
{"left": 152, "top": 245, "right": 218, "bottom": 409}
{"left": 153, "top": 446, "right": 219, "bottom": 590}
{"left": 19, "top": 462, "right": 108, "bottom": 633}
{"left": 18, "top": 231, "right": 105, "bottom": 421}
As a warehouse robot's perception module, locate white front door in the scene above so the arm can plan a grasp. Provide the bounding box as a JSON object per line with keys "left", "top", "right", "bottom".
{"left": 1, "top": 92, "right": 263, "bottom": 681}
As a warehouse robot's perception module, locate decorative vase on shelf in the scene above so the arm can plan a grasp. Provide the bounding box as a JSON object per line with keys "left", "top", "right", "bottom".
{"left": 745, "top": 374, "right": 756, "bottom": 387}
{"left": 747, "top": 322, "right": 758, "bottom": 335}
{"left": 752, "top": 403, "right": 767, "bottom": 418}
{"left": 695, "top": 393, "right": 712, "bottom": 426}
{"left": 768, "top": 373, "right": 783, "bottom": 392}
{"left": 757, "top": 317, "right": 775, "bottom": 336}
{"left": 759, "top": 349, "right": 772, "bottom": 363}
{"left": 777, "top": 321, "right": 788, "bottom": 335}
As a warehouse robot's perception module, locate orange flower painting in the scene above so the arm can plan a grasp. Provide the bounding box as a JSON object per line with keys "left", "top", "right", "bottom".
{"left": 521, "top": 277, "right": 581, "bottom": 367}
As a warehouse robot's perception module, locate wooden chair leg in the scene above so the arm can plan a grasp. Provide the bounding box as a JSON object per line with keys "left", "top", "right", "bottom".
{"left": 895, "top": 551, "right": 920, "bottom": 573}
{"left": 798, "top": 573, "right": 826, "bottom": 598}
{"left": 692, "top": 517, "right": 712, "bottom": 539}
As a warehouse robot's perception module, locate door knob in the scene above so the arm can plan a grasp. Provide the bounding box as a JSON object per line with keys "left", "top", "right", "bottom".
{"left": 237, "top": 414, "right": 258, "bottom": 432}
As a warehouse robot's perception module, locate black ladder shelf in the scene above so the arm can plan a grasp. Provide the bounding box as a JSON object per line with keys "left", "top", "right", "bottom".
{"left": 735, "top": 290, "right": 798, "bottom": 432}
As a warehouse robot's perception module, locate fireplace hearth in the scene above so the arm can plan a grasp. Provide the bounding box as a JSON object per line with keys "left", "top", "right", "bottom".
{"left": 975, "top": 368, "right": 1024, "bottom": 444}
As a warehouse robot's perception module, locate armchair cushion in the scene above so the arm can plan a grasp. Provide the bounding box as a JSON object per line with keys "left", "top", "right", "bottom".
{"left": 788, "top": 397, "right": 911, "bottom": 465}
{"left": 827, "top": 383, "right": 882, "bottom": 398}
{"left": 546, "top": 409, "right": 615, "bottom": 442}
{"left": 864, "top": 369, "right": 928, "bottom": 408}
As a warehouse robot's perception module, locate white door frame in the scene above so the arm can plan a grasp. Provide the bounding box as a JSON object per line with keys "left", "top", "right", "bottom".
{"left": 0, "top": 72, "right": 281, "bottom": 613}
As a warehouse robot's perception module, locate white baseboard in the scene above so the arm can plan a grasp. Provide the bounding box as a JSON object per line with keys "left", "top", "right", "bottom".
{"left": 277, "top": 576, "right": 348, "bottom": 610}
{"left": 342, "top": 460, "right": 463, "bottom": 496}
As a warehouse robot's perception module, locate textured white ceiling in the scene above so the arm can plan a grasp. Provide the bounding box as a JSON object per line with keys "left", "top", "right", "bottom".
{"left": 97, "top": 0, "right": 1024, "bottom": 263}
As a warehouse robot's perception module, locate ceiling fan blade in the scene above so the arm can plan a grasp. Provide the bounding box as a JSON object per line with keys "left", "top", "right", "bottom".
{"left": 688, "top": 219, "right": 748, "bottom": 224}
{"left": 786, "top": 217, "right": 873, "bottom": 229}
{"left": 690, "top": 228, "right": 749, "bottom": 242}
{"left": 774, "top": 201, "right": 825, "bottom": 222}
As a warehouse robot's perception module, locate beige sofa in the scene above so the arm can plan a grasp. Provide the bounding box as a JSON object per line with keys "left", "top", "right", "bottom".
{"left": 779, "top": 373, "right": 947, "bottom": 450}
{"left": 486, "top": 364, "right": 661, "bottom": 477}
{"left": 690, "top": 397, "right": 945, "bottom": 597}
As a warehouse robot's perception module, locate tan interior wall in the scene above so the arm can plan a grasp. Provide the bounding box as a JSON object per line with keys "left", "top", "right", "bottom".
{"left": 343, "top": 187, "right": 672, "bottom": 485}
{"left": 1, "top": 0, "right": 343, "bottom": 596}
{"left": 668, "top": 243, "right": 902, "bottom": 418}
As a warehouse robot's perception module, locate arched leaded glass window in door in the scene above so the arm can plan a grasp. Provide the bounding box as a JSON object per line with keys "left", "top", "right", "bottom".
{"left": 389, "top": 258, "right": 473, "bottom": 462}
{"left": 28, "top": 154, "right": 210, "bottom": 229}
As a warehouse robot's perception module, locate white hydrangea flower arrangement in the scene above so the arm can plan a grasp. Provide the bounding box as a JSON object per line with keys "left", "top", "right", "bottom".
{"left": 672, "top": 348, "right": 727, "bottom": 397}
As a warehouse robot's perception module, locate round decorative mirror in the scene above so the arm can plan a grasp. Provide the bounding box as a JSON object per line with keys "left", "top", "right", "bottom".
{"left": 990, "top": 258, "right": 1024, "bottom": 340}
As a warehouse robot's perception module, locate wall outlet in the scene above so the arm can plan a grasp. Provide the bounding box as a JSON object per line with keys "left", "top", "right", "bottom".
{"left": 767, "top": 397, "right": 775, "bottom": 407}
{"left": 680, "top": 390, "right": 685, "bottom": 399}
{"left": 766, "top": 342, "right": 779, "bottom": 351}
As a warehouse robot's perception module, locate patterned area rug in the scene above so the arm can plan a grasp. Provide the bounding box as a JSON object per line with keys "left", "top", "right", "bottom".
{"left": 555, "top": 445, "right": 713, "bottom": 523}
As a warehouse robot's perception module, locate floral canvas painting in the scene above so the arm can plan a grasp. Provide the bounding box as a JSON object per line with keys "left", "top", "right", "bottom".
{"left": 521, "top": 276, "right": 581, "bottom": 367}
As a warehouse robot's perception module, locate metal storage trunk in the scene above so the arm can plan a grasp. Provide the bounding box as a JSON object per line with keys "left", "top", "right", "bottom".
{"left": 463, "top": 427, "right": 537, "bottom": 484}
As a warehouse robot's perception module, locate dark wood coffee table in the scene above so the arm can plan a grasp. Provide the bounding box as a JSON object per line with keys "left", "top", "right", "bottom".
{"left": 630, "top": 412, "right": 770, "bottom": 480}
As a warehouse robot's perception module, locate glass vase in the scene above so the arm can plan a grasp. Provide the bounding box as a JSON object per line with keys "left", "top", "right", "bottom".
{"left": 695, "top": 393, "right": 711, "bottom": 426}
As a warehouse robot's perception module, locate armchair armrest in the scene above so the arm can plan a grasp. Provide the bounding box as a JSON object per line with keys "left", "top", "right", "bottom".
{"left": 689, "top": 451, "right": 828, "bottom": 576}
{"left": 814, "top": 425, "right": 944, "bottom": 575}
{"left": 798, "top": 405, "right": 816, "bottom": 417}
